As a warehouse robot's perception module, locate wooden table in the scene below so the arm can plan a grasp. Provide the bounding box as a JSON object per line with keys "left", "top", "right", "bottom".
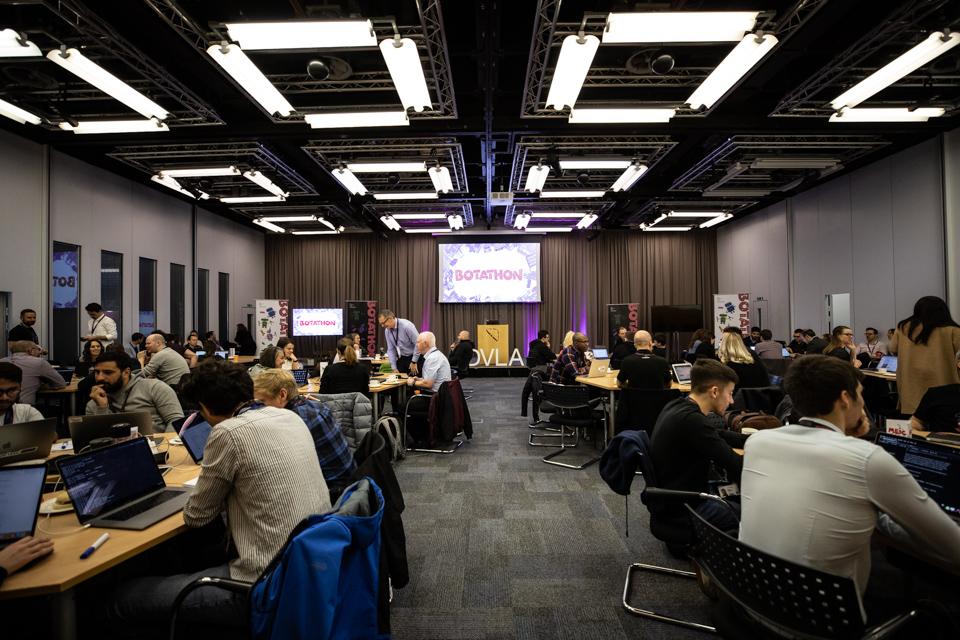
{"left": 235, "top": 355, "right": 256, "bottom": 364}
{"left": 862, "top": 370, "right": 897, "bottom": 381}
{"left": 0, "top": 433, "right": 200, "bottom": 639}
{"left": 576, "top": 370, "right": 690, "bottom": 436}
{"left": 37, "top": 378, "right": 82, "bottom": 417}
{"left": 298, "top": 374, "right": 409, "bottom": 423}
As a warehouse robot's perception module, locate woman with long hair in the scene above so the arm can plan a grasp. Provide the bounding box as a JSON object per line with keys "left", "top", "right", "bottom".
{"left": 321, "top": 337, "right": 369, "bottom": 395}
{"left": 247, "top": 346, "right": 284, "bottom": 379}
{"left": 559, "top": 331, "right": 575, "bottom": 355}
{"left": 332, "top": 333, "right": 359, "bottom": 364}
{"left": 276, "top": 337, "right": 302, "bottom": 370}
{"left": 693, "top": 331, "right": 717, "bottom": 360}
{"left": 717, "top": 332, "right": 768, "bottom": 389}
{"left": 688, "top": 328, "right": 708, "bottom": 351}
{"left": 891, "top": 296, "right": 960, "bottom": 413}
{"left": 824, "top": 325, "right": 860, "bottom": 367}
{"left": 74, "top": 339, "right": 104, "bottom": 378}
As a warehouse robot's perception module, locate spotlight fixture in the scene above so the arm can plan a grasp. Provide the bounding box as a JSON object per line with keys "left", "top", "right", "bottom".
{"left": 307, "top": 58, "right": 330, "bottom": 81}
{"left": 252, "top": 218, "right": 285, "bottom": 233}
{"left": 576, "top": 172, "right": 590, "bottom": 185}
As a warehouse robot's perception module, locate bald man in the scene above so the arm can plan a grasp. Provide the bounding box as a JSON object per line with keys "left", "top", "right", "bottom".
{"left": 617, "top": 330, "right": 672, "bottom": 390}
{"left": 448, "top": 330, "right": 475, "bottom": 372}
{"left": 0, "top": 341, "right": 64, "bottom": 404}
{"left": 550, "top": 332, "right": 590, "bottom": 385}
{"left": 402, "top": 331, "right": 453, "bottom": 443}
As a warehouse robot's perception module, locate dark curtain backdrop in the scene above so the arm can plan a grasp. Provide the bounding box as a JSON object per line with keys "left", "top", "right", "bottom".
{"left": 265, "top": 231, "right": 718, "bottom": 358}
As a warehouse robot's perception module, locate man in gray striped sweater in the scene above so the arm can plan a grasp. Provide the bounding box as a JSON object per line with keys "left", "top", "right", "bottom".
{"left": 107, "top": 359, "right": 330, "bottom": 635}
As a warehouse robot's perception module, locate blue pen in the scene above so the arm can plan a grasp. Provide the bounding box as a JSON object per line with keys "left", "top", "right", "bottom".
{"left": 80, "top": 533, "right": 110, "bottom": 559}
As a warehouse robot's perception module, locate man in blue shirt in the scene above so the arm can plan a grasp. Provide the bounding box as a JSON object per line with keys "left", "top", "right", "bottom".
{"left": 379, "top": 309, "right": 421, "bottom": 375}
{"left": 401, "top": 331, "right": 451, "bottom": 443}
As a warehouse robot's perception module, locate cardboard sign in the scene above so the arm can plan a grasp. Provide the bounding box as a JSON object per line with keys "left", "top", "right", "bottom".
{"left": 886, "top": 419, "right": 912, "bottom": 438}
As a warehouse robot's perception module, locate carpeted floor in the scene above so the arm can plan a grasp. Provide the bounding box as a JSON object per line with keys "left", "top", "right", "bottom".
{"left": 388, "top": 377, "right": 959, "bottom": 639}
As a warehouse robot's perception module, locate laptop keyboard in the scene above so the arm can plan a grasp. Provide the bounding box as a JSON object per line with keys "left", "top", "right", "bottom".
{"left": 106, "top": 490, "right": 178, "bottom": 521}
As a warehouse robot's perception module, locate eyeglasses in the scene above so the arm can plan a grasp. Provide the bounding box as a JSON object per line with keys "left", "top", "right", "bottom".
{"left": 0, "top": 386, "right": 21, "bottom": 398}
{"left": 842, "top": 332, "right": 854, "bottom": 337}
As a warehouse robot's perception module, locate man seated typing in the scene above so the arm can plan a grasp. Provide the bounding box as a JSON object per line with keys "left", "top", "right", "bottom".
{"left": 740, "top": 355, "right": 960, "bottom": 604}
{"left": 650, "top": 359, "right": 747, "bottom": 531}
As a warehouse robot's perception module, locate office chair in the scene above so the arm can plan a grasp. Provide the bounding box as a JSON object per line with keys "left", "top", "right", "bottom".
{"left": 404, "top": 378, "right": 472, "bottom": 454}
{"left": 533, "top": 382, "right": 606, "bottom": 470}
{"left": 614, "top": 388, "right": 681, "bottom": 436}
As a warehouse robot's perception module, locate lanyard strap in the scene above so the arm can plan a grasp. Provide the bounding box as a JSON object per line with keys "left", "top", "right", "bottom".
{"left": 2, "top": 409, "right": 12, "bottom": 425}
{"left": 798, "top": 419, "right": 837, "bottom": 433}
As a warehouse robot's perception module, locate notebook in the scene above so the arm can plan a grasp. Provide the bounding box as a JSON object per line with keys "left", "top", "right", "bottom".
{"left": 179, "top": 414, "right": 213, "bottom": 464}
{"left": 56, "top": 438, "right": 192, "bottom": 530}
{"left": 875, "top": 433, "right": 960, "bottom": 522}
{"left": 68, "top": 411, "right": 154, "bottom": 454}
{"left": 0, "top": 418, "right": 58, "bottom": 466}
{"left": 672, "top": 363, "right": 692, "bottom": 384}
{"left": 0, "top": 464, "right": 47, "bottom": 549}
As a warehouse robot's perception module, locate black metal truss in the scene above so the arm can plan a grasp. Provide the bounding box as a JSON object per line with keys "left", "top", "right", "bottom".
{"left": 503, "top": 200, "right": 614, "bottom": 227}
{"left": 770, "top": 0, "right": 958, "bottom": 116}
{"left": 42, "top": 0, "right": 222, "bottom": 126}
{"left": 302, "top": 137, "right": 469, "bottom": 195}
{"left": 509, "top": 135, "right": 676, "bottom": 194}
{"left": 141, "top": 0, "right": 456, "bottom": 122}
{"left": 670, "top": 135, "right": 889, "bottom": 193}
{"left": 363, "top": 201, "right": 475, "bottom": 228}
{"left": 107, "top": 142, "right": 317, "bottom": 195}
{"left": 519, "top": 0, "right": 562, "bottom": 119}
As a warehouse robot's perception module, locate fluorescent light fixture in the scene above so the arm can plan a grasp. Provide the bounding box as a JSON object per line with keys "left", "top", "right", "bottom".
{"left": 704, "top": 162, "right": 749, "bottom": 192}
{"left": 346, "top": 162, "right": 426, "bottom": 173}
{"left": 317, "top": 217, "right": 337, "bottom": 230}
{"left": 604, "top": 12, "right": 759, "bottom": 44}
{"left": 0, "top": 98, "right": 41, "bottom": 125}
{"left": 429, "top": 166, "right": 454, "bottom": 193}
{"left": 220, "top": 195, "right": 286, "bottom": 203}
{"left": 0, "top": 29, "right": 41, "bottom": 57}
{"left": 391, "top": 213, "right": 447, "bottom": 219}
{"left": 750, "top": 158, "right": 838, "bottom": 170}
{"left": 59, "top": 118, "right": 170, "bottom": 134}
{"left": 568, "top": 108, "right": 675, "bottom": 123}
{"left": 545, "top": 34, "right": 600, "bottom": 110}
{"left": 304, "top": 111, "right": 409, "bottom": 128}
{"left": 331, "top": 167, "right": 367, "bottom": 195}
{"left": 379, "top": 37, "right": 432, "bottom": 113}
{"left": 260, "top": 215, "right": 317, "bottom": 222}
{"left": 829, "top": 107, "right": 945, "bottom": 122}
{"left": 818, "top": 164, "right": 845, "bottom": 178}
{"left": 611, "top": 163, "right": 648, "bottom": 192}
{"left": 668, "top": 211, "right": 726, "bottom": 217}
{"left": 373, "top": 192, "right": 439, "bottom": 200}
{"left": 686, "top": 33, "right": 778, "bottom": 110}
{"left": 776, "top": 177, "right": 805, "bottom": 192}
{"left": 705, "top": 189, "right": 771, "bottom": 196}
{"left": 159, "top": 166, "right": 239, "bottom": 177}
{"left": 252, "top": 218, "right": 285, "bottom": 233}
{"left": 525, "top": 227, "right": 572, "bottom": 233}
{"left": 447, "top": 214, "right": 464, "bottom": 230}
{"left": 530, "top": 213, "right": 586, "bottom": 218}
{"left": 700, "top": 214, "right": 733, "bottom": 228}
{"left": 539, "top": 190, "right": 606, "bottom": 198}
{"left": 651, "top": 213, "right": 668, "bottom": 226}
{"left": 243, "top": 170, "right": 289, "bottom": 197}
{"left": 831, "top": 32, "right": 960, "bottom": 110}
{"left": 559, "top": 158, "right": 632, "bottom": 170}
{"left": 525, "top": 165, "right": 549, "bottom": 192}
{"left": 46, "top": 48, "right": 170, "bottom": 120}
{"left": 150, "top": 174, "right": 196, "bottom": 198}
{"left": 206, "top": 43, "right": 294, "bottom": 117}
{"left": 225, "top": 21, "right": 376, "bottom": 50}
{"left": 290, "top": 230, "right": 339, "bottom": 235}
{"left": 380, "top": 215, "right": 401, "bottom": 231}
{"left": 404, "top": 228, "right": 451, "bottom": 233}
{"left": 576, "top": 214, "right": 598, "bottom": 229}
{"left": 514, "top": 213, "right": 531, "bottom": 229}
{"left": 640, "top": 226, "right": 693, "bottom": 232}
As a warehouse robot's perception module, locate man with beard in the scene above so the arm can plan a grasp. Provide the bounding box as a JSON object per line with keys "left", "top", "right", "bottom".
{"left": 85, "top": 351, "right": 183, "bottom": 433}
{"left": 7, "top": 309, "right": 46, "bottom": 355}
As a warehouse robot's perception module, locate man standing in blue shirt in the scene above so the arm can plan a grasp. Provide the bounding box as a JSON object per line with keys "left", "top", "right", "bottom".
{"left": 379, "top": 309, "right": 421, "bottom": 375}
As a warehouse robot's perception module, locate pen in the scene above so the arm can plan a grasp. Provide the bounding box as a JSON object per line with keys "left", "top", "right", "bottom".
{"left": 80, "top": 533, "right": 110, "bottom": 559}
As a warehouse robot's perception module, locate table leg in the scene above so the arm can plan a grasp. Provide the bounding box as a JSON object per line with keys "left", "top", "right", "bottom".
{"left": 608, "top": 389, "right": 616, "bottom": 441}
{"left": 371, "top": 392, "right": 379, "bottom": 423}
{"left": 51, "top": 588, "right": 77, "bottom": 640}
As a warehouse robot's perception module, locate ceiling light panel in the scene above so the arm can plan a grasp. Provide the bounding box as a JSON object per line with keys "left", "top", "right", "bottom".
{"left": 640, "top": 226, "right": 693, "bottom": 232}
{"left": 380, "top": 215, "right": 401, "bottom": 230}
{"left": 749, "top": 158, "right": 838, "bottom": 169}
{"left": 151, "top": 174, "right": 196, "bottom": 198}
{"left": 611, "top": 164, "right": 648, "bottom": 192}
{"left": 373, "top": 192, "right": 439, "bottom": 200}
{"left": 59, "top": 118, "right": 170, "bottom": 134}
{"left": 391, "top": 213, "right": 447, "bottom": 219}
{"left": 331, "top": 167, "right": 367, "bottom": 195}
{"left": 530, "top": 213, "right": 586, "bottom": 218}
{"left": 539, "top": 190, "right": 606, "bottom": 198}
{"left": 0, "top": 98, "right": 41, "bottom": 125}
{"left": 220, "top": 195, "right": 286, "bottom": 203}
{"left": 429, "top": 166, "right": 454, "bottom": 193}
{"left": 207, "top": 43, "right": 295, "bottom": 117}
{"left": 568, "top": 108, "right": 675, "bottom": 123}
{"left": 252, "top": 218, "right": 285, "bottom": 233}
{"left": 525, "top": 227, "right": 573, "bottom": 233}
{"left": 304, "top": 111, "right": 409, "bottom": 128}
{"left": 379, "top": 38, "right": 432, "bottom": 112}
{"left": 603, "top": 12, "right": 759, "bottom": 44}
{"left": 347, "top": 162, "right": 427, "bottom": 173}
{"left": 159, "top": 167, "right": 240, "bottom": 177}
{"left": 405, "top": 228, "right": 451, "bottom": 233}
{"left": 261, "top": 215, "right": 316, "bottom": 222}
{"left": 525, "top": 165, "right": 549, "bottom": 192}
{"left": 0, "top": 29, "right": 41, "bottom": 57}
{"left": 686, "top": 33, "right": 778, "bottom": 110}
{"left": 576, "top": 214, "right": 598, "bottom": 229}
{"left": 545, "top": 35, "right": 600, "bottom": 110}
{"left": 559, "top": 159, "right": 633, "bottom": 170}
{"left": 700, "top": 214, "right": 734, "bottom": 228}
{"left": 291, "top": 230, "right": 339, "bottom": 235}
{"left": 829, "top": 107, "right": 944, "bottom": 122}
{"left": 668, "top": 211, "right": 726, "bottom": 217}
{"left": 243, "top": 170, "right": 289, "bottom": 197}
{"left": 447, "top": 214, "right": 464, "bottom": 230}
{"left": 225, "top": 21, "right": 377, "bottom": 50}
{"left": 514, "top": 213, "right": 531, "bottom": 229}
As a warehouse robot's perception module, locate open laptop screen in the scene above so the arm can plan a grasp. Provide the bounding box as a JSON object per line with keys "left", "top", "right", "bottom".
{"left": 0, "top": 465, "right": 46, "bottom": 543}
{"left": 592, "top": 348, "right": 609, "bottom": 360}
{"left": 672, "top": 363, "right": 692, "bottom": 384}
{"left": 57, "top": 438, "right": 165, "bottom": 523}
{"left": 877, "top": 355, "right": 898, "bottom": 372}
{"left": 875, "top": 433, "right": 960, "bottom": 517}
{"left": 181, "top": 419, "right": 213, "bottom": 464}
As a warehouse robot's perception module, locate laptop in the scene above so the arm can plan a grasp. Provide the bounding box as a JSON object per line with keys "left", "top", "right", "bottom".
{"left": 586, "top": 357, "right": 610, "bottom": 378}
{"left": 869, "top": 355, "right": 898, "bottom": 373}
{"left": 67, "top": 411, "right": 154, "bottom": 454}
{"left": 0, "top": 418, "right": 58, "bottom": 467}
{"left": 0, "top": 464, "right": 47, "bottom": 549}
{"left": 291, "top": 369, "right": 309, "bottom": 386}
{"left": 55, "top": 368, "right": 74, "bottom": 384}
{"left": 179, "top": 414, "right": 213, "bottom": 464}
{"left": 56, "top": 438, "right": 192, "bottom": 531}
{"left": 358, "top": 358, "right": 376, "bottom": 377}
{"left": 215, "top": 350, "right": 229, "bottom": 359}
{"left": 781, "top": 347, "right": 791, "bottom": 357}
{"left": 592, "top": 347, "right": 609, "bottom": 360}
{"left": 672, "top": 363, "right": 692, "bottom": 384}
{"left": 875, "top": 433, "right": 960, "bottom": 522}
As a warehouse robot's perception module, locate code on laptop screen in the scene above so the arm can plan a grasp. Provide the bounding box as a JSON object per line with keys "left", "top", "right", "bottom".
{"left": 876, "top": 434, "right": 960, "bottom": 516}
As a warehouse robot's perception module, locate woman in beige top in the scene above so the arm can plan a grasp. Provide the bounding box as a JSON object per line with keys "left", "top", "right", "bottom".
{"left": 890, "top": 296, "right": 960, "bottom": 414}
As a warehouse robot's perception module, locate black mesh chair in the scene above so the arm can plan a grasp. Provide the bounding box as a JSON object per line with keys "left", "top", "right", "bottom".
{"left": 533, "top": 382, "right": 606, "bottom": 470}
{"left": 614, "top": 388, "right": 681, "bottom": 436}
{"left": 729, "top": 386, "right": 784, "bottom": 414}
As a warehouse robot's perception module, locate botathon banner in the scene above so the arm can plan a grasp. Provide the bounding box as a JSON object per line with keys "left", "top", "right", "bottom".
{"left": 255, "top": 299, "right": 289, "bottom": 354}
{"left": 607, "top": 303, "right": 639, "bottom": 347}
{"left": 345, "top": 300, "right": 378, "bottom": 357}
{"left": 713, "top": 294, "right": 751, "bottom": 337}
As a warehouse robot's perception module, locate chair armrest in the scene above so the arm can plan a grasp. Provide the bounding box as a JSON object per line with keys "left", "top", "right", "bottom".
{"left": 169, "top": 577, "right": 252, "bottom": 640}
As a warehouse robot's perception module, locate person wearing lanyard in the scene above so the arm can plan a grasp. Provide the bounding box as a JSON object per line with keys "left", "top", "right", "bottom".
{"left": 85, "top": 351, "right": 183, "bottom": 433}
{"left": 855, "top": 327, "right": 888, "bottom": 361}
{"left": 0, "top": 362, "right": 44, "bottom": 424}
{"left": 83, "top": 302, "right": 118, "bottom": 347}
{"left": 378, "top": 309, "right": 421, "bottom": 375}
{"left": 739, "top": 355, "right": 960, "bottom": 609}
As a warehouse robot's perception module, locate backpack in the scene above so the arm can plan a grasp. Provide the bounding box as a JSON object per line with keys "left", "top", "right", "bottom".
{"left": 725, "top": 410, "right": 781, "bottom": 433}
{"left": 375, "top": 415, "right": 404, "bottom": 461}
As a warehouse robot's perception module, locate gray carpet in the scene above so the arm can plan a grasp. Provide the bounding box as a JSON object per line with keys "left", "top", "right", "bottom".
{"left": 388, "top": 378, "right": 959, "bottom": 639}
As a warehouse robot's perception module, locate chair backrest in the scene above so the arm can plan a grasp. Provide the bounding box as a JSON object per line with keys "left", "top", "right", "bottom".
{"left": 731, "top": 386, "right": 784, "bottom": 414}
{"left": 540, "top": 382, "right": 592, "bottom": 410}
{"left": 686, "top": 505, "right": 867, "bottom": 639}
{"left": 427, "top": 378, "right": 473, "bottom": 442}
{"left": 615, "top": 388, "right": 682, "bottom": 436}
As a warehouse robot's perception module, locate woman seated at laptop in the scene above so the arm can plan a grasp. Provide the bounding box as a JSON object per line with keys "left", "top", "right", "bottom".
{"left": 73, "top": 339, "right": 104, "bottom": 379}
{"left": 718, "top": 332, "right": 768, "bottom": 390}
{"left": 320, "top": 338, "right": 369, "bottom": 395}
{"left": 276, "top": 337, "right": 301, "bottom": 370}
{"left": 331, "top": 333, "right": 360, "bottom": 364}
{"left": 824, "top": 325, "right": 864, "bottom": 368}
{"left": 247, "top": 346, "right": 284, "bottom": 379}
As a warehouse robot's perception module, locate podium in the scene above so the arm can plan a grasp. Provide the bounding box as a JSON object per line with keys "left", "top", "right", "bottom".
{"left": 476, "top": 324, "right": 509, "bottom": 366}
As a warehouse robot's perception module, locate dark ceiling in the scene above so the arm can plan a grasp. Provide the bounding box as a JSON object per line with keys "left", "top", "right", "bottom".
{"left": 1, "top": 0, "right": 958, "bottom": 236}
